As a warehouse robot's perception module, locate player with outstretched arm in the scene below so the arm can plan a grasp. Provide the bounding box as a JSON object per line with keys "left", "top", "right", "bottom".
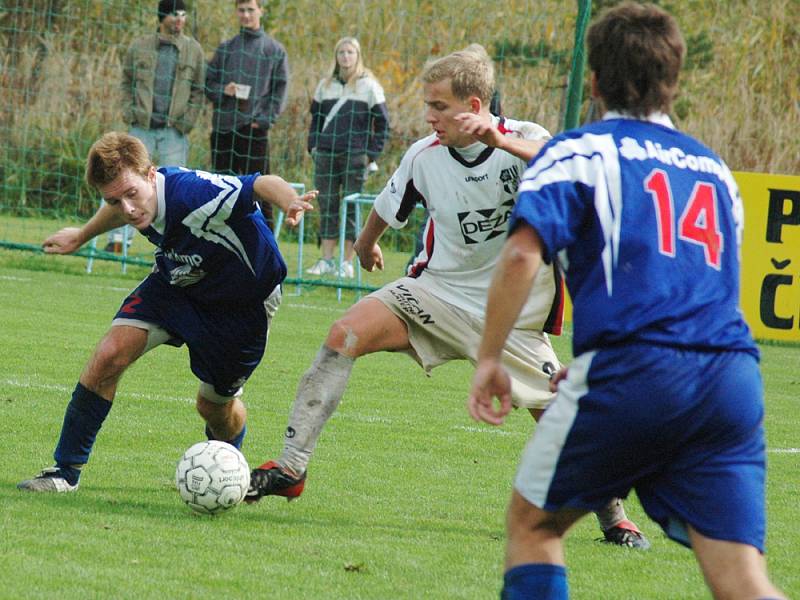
{"left": 18, "top": 131, "right": 315, "bottom": 493}
{"left": 247, "top": 46, "right": 648, "bottom": 548}
{"left": 468, "top": 3, "right": 785, "bottom": 598}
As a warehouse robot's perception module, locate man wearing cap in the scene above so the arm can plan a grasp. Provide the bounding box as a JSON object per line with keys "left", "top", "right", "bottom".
{"left": 121, "top": 0, "right": 205, "bottom": 167}
{"left": 109, "top": 0, "right": 205, "bottom": 253}
{"left": 206, "top": 0, "right": 289, "bottom": 228}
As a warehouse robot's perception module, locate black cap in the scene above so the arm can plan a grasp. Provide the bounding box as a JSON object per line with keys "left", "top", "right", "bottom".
{"left": 158, "top": 0, "right": 187, "bottom": 21}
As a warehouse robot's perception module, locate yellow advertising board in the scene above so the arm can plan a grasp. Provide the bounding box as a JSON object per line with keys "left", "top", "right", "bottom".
{"left": 558, "top": 171, "right": 799, "bottom": 343}
{"left": 735, "top": 171, "right": 800, "bottom": 342}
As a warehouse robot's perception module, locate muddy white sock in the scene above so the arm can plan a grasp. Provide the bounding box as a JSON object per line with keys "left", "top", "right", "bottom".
{"left": 279, "top": 345, "right": 354, "bottom": 475}
{"left": 596, "top": 497, "right": 629, "bottom": 531}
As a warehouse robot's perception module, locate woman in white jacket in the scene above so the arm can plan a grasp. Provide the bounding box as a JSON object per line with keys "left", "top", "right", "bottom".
{"left": 306, "top": 37, "right": 390, "bottom": 278}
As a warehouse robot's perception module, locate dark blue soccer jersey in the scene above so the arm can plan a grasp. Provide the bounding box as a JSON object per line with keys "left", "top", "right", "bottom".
{"left": 510, "top": 113, "right": 757, "bottom": 357}
{"left": 140, "top": 168, "right": 286, "bottom": 307}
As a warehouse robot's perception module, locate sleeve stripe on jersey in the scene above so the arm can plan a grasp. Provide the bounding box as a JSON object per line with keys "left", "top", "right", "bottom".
{"left": 396, "top": 178, "right": 425, "bottom": 223}
{"left": 543, "top": 265, "right": 565, "bottom": 335}
{"left": 409, "top": 218, "right": 435, "bottom": 278}
{"left": 519, "top": 133, "right": 623, "bottom": 296}
{"left": 497, "top": 117, "right": 511, "bottom": 135}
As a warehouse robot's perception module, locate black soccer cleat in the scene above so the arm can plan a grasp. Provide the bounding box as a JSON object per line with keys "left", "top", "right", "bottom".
{"left": 600, "top": 519, "right": 651, "bottom": 549}
{"left": 245, "top": 460, "right": 306, "bottom": 503}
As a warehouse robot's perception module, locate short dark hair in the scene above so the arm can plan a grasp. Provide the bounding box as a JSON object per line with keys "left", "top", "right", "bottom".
{"left": 587, "top": 2, "right": 685, "bottom": 117}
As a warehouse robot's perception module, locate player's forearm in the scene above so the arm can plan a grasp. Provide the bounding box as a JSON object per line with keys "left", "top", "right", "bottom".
{"left": 478, "top": 226, "right": 544, "bottom": 361}
{"left": 355, "top": 209, "right": 389, "bottom": 249}
{"left": 253, "top": 175, "right": 299, "bottom": 213}
{"left": 496, "top": 136, "right": 547, "bottom": 163}
{"left": 80, "top": 204, "right": 127, "bottom": 243}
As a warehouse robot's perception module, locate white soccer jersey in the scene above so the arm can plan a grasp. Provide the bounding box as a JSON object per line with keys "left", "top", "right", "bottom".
{"left": 373, "top": 117, "right": 563, "bottom": 332}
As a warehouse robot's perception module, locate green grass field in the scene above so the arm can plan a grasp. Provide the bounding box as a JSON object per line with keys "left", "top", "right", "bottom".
{"left": 1, "top": 252, "right": 798, "bottom": 599}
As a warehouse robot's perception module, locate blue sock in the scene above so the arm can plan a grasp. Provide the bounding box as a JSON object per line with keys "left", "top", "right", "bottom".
{"left": 53, "top": 383, "right": 112, "bottom": 485}
{"left": 205, "top": 423, "right": 247, "bottom": 450}
{"left": 502, "top": 564, "right": 568, "bottom": 600}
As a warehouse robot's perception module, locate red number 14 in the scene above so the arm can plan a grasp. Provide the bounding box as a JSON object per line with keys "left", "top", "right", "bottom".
{"left": 645, "top": 169, "right": 722, "bottom": 269}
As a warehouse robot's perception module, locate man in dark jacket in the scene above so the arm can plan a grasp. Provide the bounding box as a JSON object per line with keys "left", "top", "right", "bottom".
{"left": 205, "top": 0, "right": 289, "bottom": 228}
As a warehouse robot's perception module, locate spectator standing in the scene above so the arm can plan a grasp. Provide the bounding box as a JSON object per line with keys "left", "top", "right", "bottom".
{"left": 111, "top": 0, "right": 204, "bottom": 252}
{"left": 306, "top": 37, "right": 389, "bottom": 279}
{"left": 206, "top": 0, "right": 289, "bottom": 229}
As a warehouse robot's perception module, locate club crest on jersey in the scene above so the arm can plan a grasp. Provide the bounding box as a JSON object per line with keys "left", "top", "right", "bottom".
{"left": 499, "top": 165, "right": 521, "bottom": 195}
{"left": 457, "top": 199, "right": 514, "bottom": 244}
{"left": 168, "top": 264, "right": 207, "bottom": 287}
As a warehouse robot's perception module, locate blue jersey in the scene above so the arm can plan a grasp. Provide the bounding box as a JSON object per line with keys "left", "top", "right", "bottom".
{"left": 511, "top": 113, "right": 757, "bottom": 357}
{"left": 140, "top": 168, "right": 286, "bottom": 308}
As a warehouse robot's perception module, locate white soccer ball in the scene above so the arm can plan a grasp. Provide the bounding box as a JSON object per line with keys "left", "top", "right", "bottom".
{"left": 175, "top": 440, "right": 250, "bottom": 515}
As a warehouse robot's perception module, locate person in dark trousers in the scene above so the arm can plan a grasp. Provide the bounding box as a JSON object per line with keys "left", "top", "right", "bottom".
{"left": 206, "top": 0, "right": 289, "bottom": 228}
{"left": 305, "top": 37, "right": 389, "bottom": 279}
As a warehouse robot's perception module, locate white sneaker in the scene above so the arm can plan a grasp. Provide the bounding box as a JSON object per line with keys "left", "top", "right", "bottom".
{"left": 17, "top": 467, "right": 79, "bottom": 493}
{"left": 338, "top": 260, "right": 355, "bottom": 279}
{"left": 306, "top": 258, "right": 335, "bottom": 276}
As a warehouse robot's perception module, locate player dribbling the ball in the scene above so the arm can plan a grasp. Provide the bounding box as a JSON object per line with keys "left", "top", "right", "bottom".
{"left": 18, "top": 132, "right": 315, "bottom": 494}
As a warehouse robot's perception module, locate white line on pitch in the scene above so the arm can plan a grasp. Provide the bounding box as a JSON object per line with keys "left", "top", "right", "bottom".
{"left": 283, "top": 301, "right": 345, "bottom": 314}
{"left": 452, "top": 425, "right": 519, "bottom": 436}
{"left": 2, "top": 378, "right": 193, "bottom": 404}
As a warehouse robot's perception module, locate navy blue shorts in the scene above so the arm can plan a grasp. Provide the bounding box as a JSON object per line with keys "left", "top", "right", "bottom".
{"left": 514, "top": 343, "right": 766, "bottom": 551}
{"left": 113, "top": 273, "right": 272, "bottom": 397}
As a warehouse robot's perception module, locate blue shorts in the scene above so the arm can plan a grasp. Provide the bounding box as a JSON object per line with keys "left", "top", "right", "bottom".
{"left": 113, "top": 273, "right": 273, "bottom": 397}
{"left": 514, "top": 343, "right": 766, "bottom": 551}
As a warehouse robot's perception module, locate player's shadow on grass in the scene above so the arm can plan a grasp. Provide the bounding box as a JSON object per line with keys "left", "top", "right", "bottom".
{"left": 235, "top": 499, "right": 506, "bottom": 540}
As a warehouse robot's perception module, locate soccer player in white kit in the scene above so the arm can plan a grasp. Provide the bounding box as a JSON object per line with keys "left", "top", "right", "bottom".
{"left": 248, "top": 46, "right": 647, "bottom": 548}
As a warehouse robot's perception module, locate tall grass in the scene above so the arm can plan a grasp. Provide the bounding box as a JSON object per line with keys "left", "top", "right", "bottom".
{"left": 2, "top": 0, "right": 797, "bottom": 222}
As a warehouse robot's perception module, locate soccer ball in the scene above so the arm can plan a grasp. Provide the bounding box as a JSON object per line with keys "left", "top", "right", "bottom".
{"left": 175, "top": 440, "right": 250, "bottom": 515}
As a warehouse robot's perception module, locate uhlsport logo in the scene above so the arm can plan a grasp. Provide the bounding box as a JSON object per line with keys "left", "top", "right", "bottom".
{"left": 464, "top": 173, "right": 489, "bottom": 183}
{"left": 457, "top": 198, "right": 514, "bottom": 244}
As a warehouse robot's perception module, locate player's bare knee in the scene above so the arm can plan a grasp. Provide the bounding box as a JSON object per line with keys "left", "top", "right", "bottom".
{"left": 196, "top": 383, "right": 240, "bottom": 418}
{"left": 326, "top": 320, "right": 361, "bottom": 357}
{"left": 89, "top": 339, "right": 136, "bottom": 378}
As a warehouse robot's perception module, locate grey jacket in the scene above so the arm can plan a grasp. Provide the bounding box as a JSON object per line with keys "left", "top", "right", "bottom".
{"left": 121, "top": 33, "right": 206, "bottom": 135}
{"left": 205, "top": 28, "right": 288, "bottom": 133}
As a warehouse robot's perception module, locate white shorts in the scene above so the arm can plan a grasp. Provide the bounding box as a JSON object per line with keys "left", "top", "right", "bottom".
{"left": 369, "top": 277, "right": 559, "bottom": 409}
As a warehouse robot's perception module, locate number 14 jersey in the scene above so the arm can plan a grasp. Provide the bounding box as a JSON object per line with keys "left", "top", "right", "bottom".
{"left": 511, "top": 112, "right": 757, "bottom": 356}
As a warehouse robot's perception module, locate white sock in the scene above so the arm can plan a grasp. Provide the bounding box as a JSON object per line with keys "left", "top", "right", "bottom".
{"left": 595, "top": 497, "right": 629, "bottom": 531}
{"left": 279, "top": 345, "right": 354, "bottom": 475}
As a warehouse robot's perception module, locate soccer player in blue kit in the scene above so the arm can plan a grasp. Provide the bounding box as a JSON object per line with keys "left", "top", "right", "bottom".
{"left": 18, "top": 131, "right": 315, "bottom": 493}
{"left": 468, "top": 3, "right": 785, "bottom": 599}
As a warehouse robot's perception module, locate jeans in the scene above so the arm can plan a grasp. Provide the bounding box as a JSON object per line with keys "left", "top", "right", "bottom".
{"left": 129, "top": 125, "right": 189, "bottom": 166}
